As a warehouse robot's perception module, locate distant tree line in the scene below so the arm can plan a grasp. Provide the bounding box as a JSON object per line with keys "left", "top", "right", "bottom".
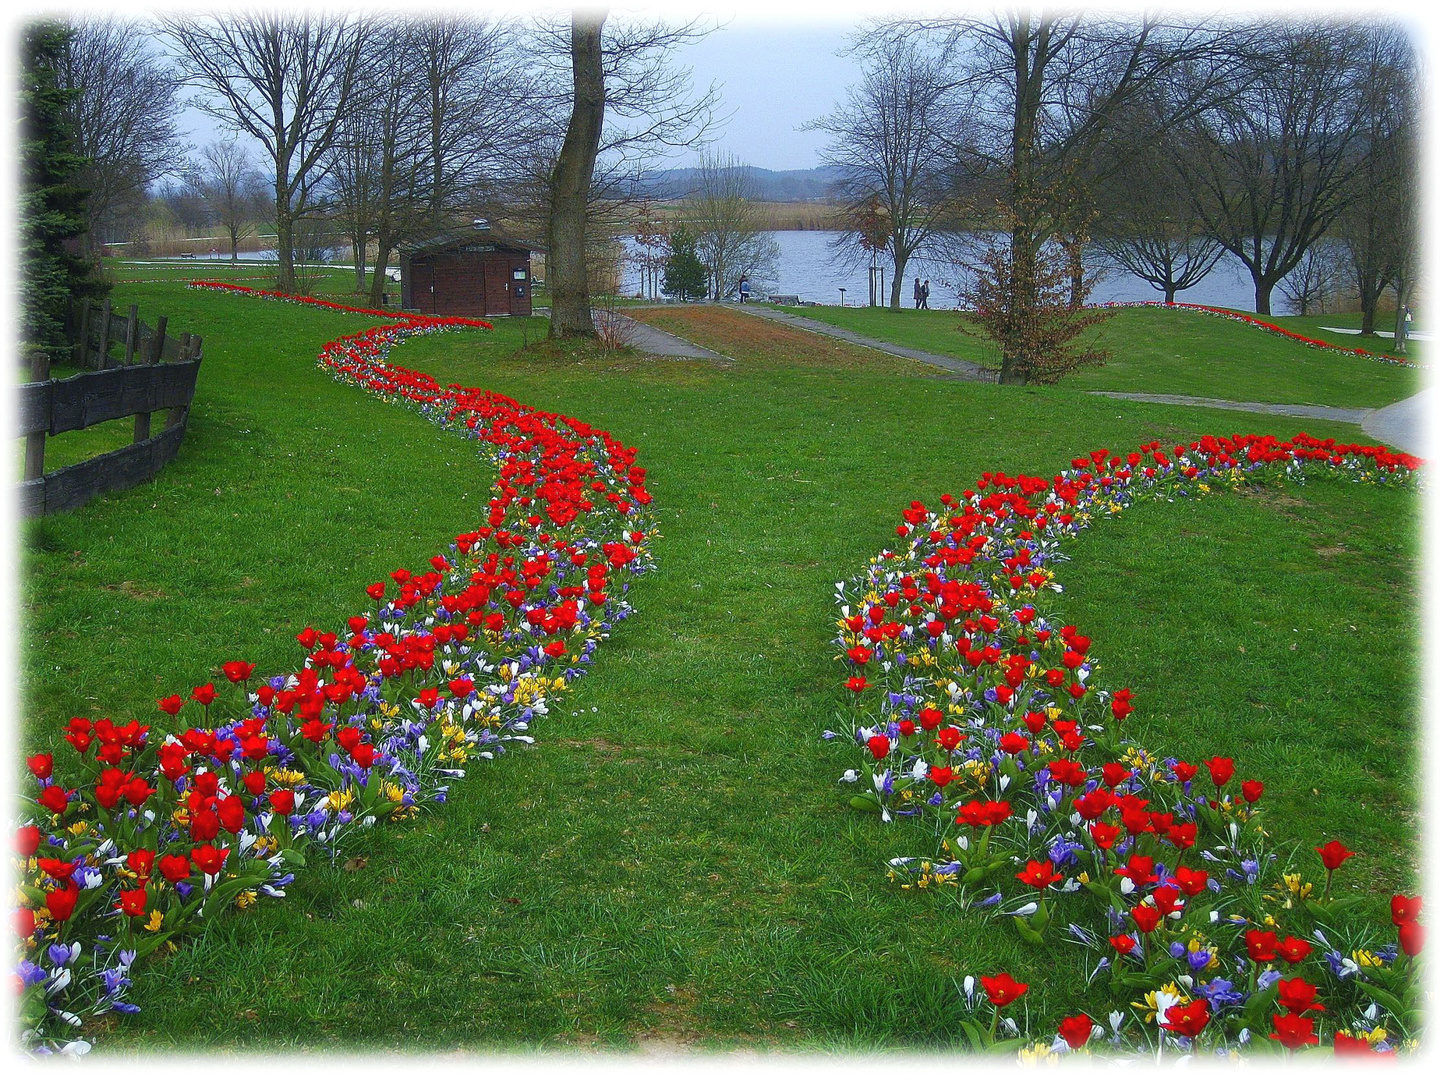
{"left": 18, "top": 10, "right": 716, "bottom": 345}
{"left": 811, "top": 13, "right": 1420, "bottom": 383}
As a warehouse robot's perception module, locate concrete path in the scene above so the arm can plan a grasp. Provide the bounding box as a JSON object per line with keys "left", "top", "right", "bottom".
{"left": 595, "top": 310, "right": 726, "bottom": 360}
{"left": 1092, "top": 390, "right": 1431, "bottom": 458}
{"left": 734, "top": 304, "right": 995, "bottom": 381}
{"left": 1088, "top": 391, "right": 1371, "bottom": 426}
{"left": 1362, "top": 387, "right": 1433, "bottom": 458}
{"left": 535, "top": 307, "right": 726, "bottom": 360}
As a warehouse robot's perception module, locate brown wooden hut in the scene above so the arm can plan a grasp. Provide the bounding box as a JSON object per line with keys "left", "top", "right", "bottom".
{"left": 400, "top": 224, "right": 540, "bottom": 317}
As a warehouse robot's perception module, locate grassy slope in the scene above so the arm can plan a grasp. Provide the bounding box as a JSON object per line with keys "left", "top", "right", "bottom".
{"left": 774, "top": 304, "right": 1422, "bottom": 409}
{"left": 18, "top": 288, "right": 1418, "bottom": 1051}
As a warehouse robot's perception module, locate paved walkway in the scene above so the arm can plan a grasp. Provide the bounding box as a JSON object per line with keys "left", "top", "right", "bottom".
{"left": 1091, "top": 390, "right": 1430, "bottom": 458}
{"left": 1362, "top": 387, "right": 1433, "bottom": 458}
{"left": 599, "top": 310, "right": 726, "bottom": 359}
{"left": 733, "top": 304, "right": 995, "bottom": 381}
{"left": 536, "top": 307, "right": 726, "bottom": 360}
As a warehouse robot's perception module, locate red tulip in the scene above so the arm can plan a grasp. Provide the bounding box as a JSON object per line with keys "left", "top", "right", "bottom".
{"left": 1057, "top": 1014, "right": 1095, "bottom": 1049}
{"left": 1315, "top": 840, "right": 1354, "bottom": 871}
{"left": 222, "top": 661, "right": 255, "bottom": 683}
{"left": 1333, "top": 1031, "right": 1377, "bottom": 1056}
{"left": 1204, "top": 756, "right": 1234, "bottom": 787}
{"left": 1276, "top": 936, "right": 1312, "bottom": 964}
{"left": 15, "top": 825, "right": 41, "bottom": 857}
{"left": 158, "top": 853, "right": 193, "bottom": 883}
{"left": 1398, "top": 919, "right": 1425, "bottom": 957}
{"left": 26, "top": 753, "right": 53, "bottom": 780}
{"left": 866, "top": 735, "right": 890, "bottom": 761}
{"left": 127, "top": 849, "right": 156, "bottom": 878}
{"left": 1015, "top": 859, "right": 1062, "bottom": 889}
{"left": 117, "top": 888, "right": 149, "bottom": 917}
{"left": 1241, "top": 780, "right": 1264, "bottom": 803}
{"left": 191, "top": 844, "right": 230, "bottom": 875}
{"left": 1276, "top": 977, "right": 1325, "bottom": 1015}
{"left": 1130, "top": 903, "right": 1161, "bottom": 934}
{"left": 158, "top": 695, "right": 184, "bottom": 716}
{"left": 269, "top": 789, "right": 296, "bottom": 815}
{"left": 1109, "top": 934, "right": 1137, "bottom": 954}
{"left": 37, "top": 785, "right": 70, "bottom": 815}
{"left": 190, "top": 683, "right": 217, "bottom": 706}
{"left": 980, "top": 972, "right": 1028, "bottom": 1007}
{"left": 1160, "top": 998, "right": 1211, "bottom": 1038}
{"left": 1391, "top": 894, "right": 1421, "bottom": 925}
{"left": 1270, "top": 1013, "right": 1319, "bottom": 1049}
{"left": 1246, "top": 929, "right": 1279, "bottom": 963}
{"left": 44, "top": 884, "right": 79, "bottom": 922}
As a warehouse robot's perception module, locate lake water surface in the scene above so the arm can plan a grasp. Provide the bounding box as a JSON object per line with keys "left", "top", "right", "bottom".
{"left": 623, "top": 229, "right": 1296, "bottom": 313}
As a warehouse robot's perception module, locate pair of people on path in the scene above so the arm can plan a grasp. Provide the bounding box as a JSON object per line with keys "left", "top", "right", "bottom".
{"left": 913, "top": 277, "right": 930, "bottom": 309}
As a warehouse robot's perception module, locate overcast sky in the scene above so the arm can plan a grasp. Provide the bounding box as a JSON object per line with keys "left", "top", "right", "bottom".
{"left": 167, "top": 7, "right": 867, "bottom": 174}
{"left": 138, "top": 0, "right": 1438, "bottom": 176}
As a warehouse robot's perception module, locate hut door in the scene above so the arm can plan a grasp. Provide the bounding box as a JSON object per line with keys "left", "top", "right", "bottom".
{"left": 484, "top": 257, "right": 512, "bottom": 316}
{"left": 413, "top": 262, "right": 434, "bottom": 314}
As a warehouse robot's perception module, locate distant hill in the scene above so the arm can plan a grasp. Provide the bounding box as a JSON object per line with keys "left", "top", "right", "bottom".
{"left": 622, "top": 165, "right": 844, "bottom": 203}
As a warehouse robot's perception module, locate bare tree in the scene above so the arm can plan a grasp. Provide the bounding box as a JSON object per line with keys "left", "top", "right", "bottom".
{"left": 164, "top": 11, "right": 369, "bottom": 293}
{"left": 1092, "top": 103, "right": 1225, "bottom": 303}
{"left": 809, "top": 35, "right": 956, "bottom": 310}
{"left": 546, "top": 12, "right": 608, "bottom": 337}
{"left": 195, "top": 140, "right": 265, "bottom": 263}
{"left": 884, "top": 11, "right": 1249, "bottom": 382}
{"left": 686, "top": 153, "right": 779, "bottom": 300}
{"left": 412, "top": 16, "right": 532, "bottom": 227}
{"left": 1335, "top": 23, "right": 1418, "bottom": 336}
{"left": 1180, "top": 23, "right": 1373, "bottom": 316}
{"left": 519, "top": 12, "right": 719, "bottom": 338}
{"left": 1277, "top": 244, "right": 1345, "bottom": 315}
{"left": 58, "top": 16, "right": 182, "bottom": 259}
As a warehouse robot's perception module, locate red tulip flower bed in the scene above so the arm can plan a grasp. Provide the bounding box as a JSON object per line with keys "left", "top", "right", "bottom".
{"left": 13, "top": 284, "right": 656, "bottom": 1054}
{"left": 834, "top": 434, "right": 1423, "bottom": 1058}
{"left": 1095, "top": 300, "right": 1424, "bottom": 368}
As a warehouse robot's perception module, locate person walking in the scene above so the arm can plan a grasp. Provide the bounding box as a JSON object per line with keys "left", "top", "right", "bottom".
{"left": 738, "top": 275, "right": 750, "bottom": 304}
{"left": 913, "top": 277, "right": 923, "bottom": 309}
{"left": 920, "top": 280, "right": 931, "bottom": 310}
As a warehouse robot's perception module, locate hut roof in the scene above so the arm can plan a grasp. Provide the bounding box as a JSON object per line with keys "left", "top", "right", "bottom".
{"left": 402, "top": 228, "right": 545, "bottom": 257}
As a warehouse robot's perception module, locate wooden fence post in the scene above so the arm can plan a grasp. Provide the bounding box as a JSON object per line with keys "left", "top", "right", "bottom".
{"left": 134, "top": 314, "right": 166, "bottom": 444}
{"left": 24, "top": 352, "right": 51, "bottom": 481}
{"left": 122, "top": 304, "right": 139, "bottom": 365}
{"left": 75, "top": 299, "right": 91, "bottom": 367}
{"left": 166, "top": 333, "right": 199, "bottom": 430}
{"left": 97, "top": 299, "right": 113, "bottom": 368}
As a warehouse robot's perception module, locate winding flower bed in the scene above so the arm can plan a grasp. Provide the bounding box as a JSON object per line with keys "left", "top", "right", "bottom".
{"left": 1095, "top": 300, "right": 1424, "bottom": 369}
{"left": 833, "top": 433, "right": 1423, "bottom": 1059}
{"left": 14, "top": 285, "right": 656, "bottom": 1054}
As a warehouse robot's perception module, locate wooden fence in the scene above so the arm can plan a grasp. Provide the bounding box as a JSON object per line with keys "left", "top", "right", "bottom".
{"left": 18, "top": 303, "right": 203, "bottom": 518}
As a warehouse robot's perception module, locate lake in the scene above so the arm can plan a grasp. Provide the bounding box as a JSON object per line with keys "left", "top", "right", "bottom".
{"left": 621, "top": 229, "right": 1298, "bottom": 313}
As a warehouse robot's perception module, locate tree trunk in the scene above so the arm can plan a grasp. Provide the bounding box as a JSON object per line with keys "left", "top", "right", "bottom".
{"left": 890, "top": 250, "right": 908, "bottom": 311}
{"left": 369, "top": 231, "right": 394, "bottom": 308}
{"left": 275, "top": 198, "right": 296, "bottom": 293}
{"left": 1393, "top": 276, "right": 1412, "bottom": 352}
{"left": 1164, "top": 284, "right": 1177, "bottom": 304}
{"left": 548, "top": 13, "right": 607, "bottom": 339}
{"left": 1254, "top": 279, "right": 1273, "bottom": 317}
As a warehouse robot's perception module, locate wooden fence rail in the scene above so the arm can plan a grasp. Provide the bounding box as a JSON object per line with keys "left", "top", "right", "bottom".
{"left": 17, "top": 304, "right": 203, "bottom": 518}
{"left": 68, "top": 298, "right": 195, "bottom": 370}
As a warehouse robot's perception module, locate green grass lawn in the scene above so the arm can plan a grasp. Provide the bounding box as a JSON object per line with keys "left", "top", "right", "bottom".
{"left": 18, "top": 286, "right": 1419, "bottom": 1051}
{"left": 775, "top": 304, "right": 1422, "bottom": 408}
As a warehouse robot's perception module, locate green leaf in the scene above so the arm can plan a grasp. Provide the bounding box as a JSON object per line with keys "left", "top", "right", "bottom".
{"left": 1013, "top": 915, "right": 1045, "bottom": 945}
{"left": 279, "top": 847, "right": 307, "bottom": 867}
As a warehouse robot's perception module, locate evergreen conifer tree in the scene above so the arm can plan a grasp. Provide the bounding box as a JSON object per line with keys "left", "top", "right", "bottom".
{"left": 662, "top": 225, "right": 707, "bottom": 301}
{"left": 20, "top": 21, "right": 107, "bottom": 350}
